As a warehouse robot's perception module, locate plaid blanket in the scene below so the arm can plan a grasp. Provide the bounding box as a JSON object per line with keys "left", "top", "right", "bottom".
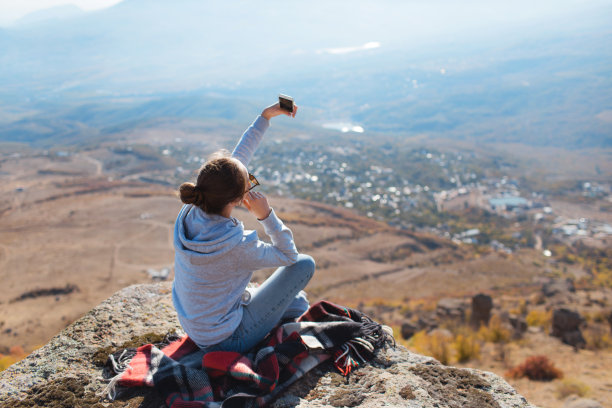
{"left": 104, "top": 301, "right": 394, "bottom": 408}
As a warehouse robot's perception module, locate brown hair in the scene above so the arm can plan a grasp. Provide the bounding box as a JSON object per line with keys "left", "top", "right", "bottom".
{"left": 179, "top": 152, "right": 248, "bottom": 215}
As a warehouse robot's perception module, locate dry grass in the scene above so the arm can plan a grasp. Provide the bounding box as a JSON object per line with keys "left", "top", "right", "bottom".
{"left": 555, "top": 378, "right": 590, "bottom": 399}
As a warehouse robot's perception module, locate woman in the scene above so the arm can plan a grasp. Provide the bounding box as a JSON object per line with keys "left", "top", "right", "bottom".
{"left": 172, "top": 101, "right": 315, "bottom": 353}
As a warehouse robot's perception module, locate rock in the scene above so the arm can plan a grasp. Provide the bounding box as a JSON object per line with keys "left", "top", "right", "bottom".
{"left": 470, "top": 294, "right": 493, "bottom": 328}
{"left": 529, "top": 292, "right": 546, "bottom": 306}
{"left": 436, "top": 298, "right": 467, "bottom": 321}
{"left": 508, "top": 314, "right": 528, "bottom": 339}
{"left": 0, "top": 283, "right": 536, "bottom": 408}
{"left": 400, "top": 321, "right": 418, "bottom": 340}
{"left": 551, "top": 308, "right": 586, "bottom": 348}
{"left": 428, "top": 328, "right": 453, "bottom": 340}
{"left": 416, "top": 312, "right": 439, "bottom": 331}
{"left": 563, "top": 396, "right": 603, "bottom": 408}
{"left": 398, "top": 384, "right": 415, "bottom": 399}
{"left": 528, "top": 326, "right": 542, "bottom": 334}
{"left": 607, "top": 311, "right": 612, "bottom": 333}
{"left": 542, "top": 278, "right": 575, "bottom": 298}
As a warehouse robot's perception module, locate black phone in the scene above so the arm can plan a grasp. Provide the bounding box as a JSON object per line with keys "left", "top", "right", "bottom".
{"left": 278, "top": 94, "right": 294, "bottom": 113}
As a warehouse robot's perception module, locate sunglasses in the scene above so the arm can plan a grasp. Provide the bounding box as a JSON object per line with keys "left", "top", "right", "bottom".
{"left": 247, "top": 173, "right": 260, "bottom": 191}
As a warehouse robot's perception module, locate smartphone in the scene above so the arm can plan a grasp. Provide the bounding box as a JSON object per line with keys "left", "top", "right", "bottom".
{"left": 278, "top": 94, "right": 294, "bottom": 113}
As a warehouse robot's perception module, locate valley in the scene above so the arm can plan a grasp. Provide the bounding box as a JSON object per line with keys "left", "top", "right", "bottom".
{"left": 0, "top": 140, "right": 610, "bottom": 407}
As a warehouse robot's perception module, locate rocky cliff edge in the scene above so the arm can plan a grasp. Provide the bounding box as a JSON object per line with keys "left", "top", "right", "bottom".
{"left": 0, "top": 283, "right": 536, "bottom": 408}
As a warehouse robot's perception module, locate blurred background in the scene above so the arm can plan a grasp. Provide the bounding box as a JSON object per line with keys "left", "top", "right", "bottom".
{"left": 0, "top": 1, "right": 611, "bottom": 407}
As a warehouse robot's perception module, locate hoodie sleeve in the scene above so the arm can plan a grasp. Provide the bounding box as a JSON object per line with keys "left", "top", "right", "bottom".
{"left": 238, "top": 209, "right": 299, "bottom": 269}
{"left": 231, "top": 115, "right": 270, "bottom": 167}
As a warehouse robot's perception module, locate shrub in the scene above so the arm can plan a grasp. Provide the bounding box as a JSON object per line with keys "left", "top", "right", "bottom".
{"left": 0, "top": 345, "right": 29, "bottom": 372}
{"left": 478, "top": 315, "right": 511, "bottom": 343}
{"left": 453, "top": 332, "right": 481, "bottom": 363}
{"left": 583, "top": 326, "right": 612, "bottom": 350}
{"left": 409, "top": 330, "right": 452, "bottom": 365}
{"left": 526, "top": 309, "right": 552, "bottom": 328}
{"left": 407, "top": 330, "right": 429, "bottom": 357}
{"left": 584, "top": 310, "right": 607, "bottom": 323}
{"left": 391, "top": 325, "right": 410, "bottom": 348}
{"left": 509, "top": 299, "right": 528, "bottom": 317}
{"left": 0, "top": 355, "right": 17, "bottom": 371}
{"left": 517, "top": 299, "right": 528, "bottom": 315}
{"left": 428, "top": 331, "right": 452, "bottom": 365}
{"left": 407, "top": 298, "right": 437, "bottom": 312}
{"left": 9, "top": 345, "right": 24, "bottom": 356}
{"left": 506, "top": 355, "right": 563, "bottom": 381}
{"left": 555, "top": 378, "right": 589, "bottom": 399}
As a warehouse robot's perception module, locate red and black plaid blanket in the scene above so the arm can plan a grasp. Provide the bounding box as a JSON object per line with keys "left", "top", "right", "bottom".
{"left": 104, "top": 301, "right": 394, "bottom": 407}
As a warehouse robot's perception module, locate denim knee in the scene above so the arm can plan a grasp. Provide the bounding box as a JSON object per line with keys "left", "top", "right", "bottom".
{"left": 295, "top": 254, "right": 315, "bottom": 282}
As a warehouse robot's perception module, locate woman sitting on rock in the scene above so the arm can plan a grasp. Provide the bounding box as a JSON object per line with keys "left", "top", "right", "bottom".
{"left": 172, "top": 101, "right": 315, "bottom": 353}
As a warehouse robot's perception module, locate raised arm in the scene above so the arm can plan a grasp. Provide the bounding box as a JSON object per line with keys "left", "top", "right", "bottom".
{"left": 231, "top": 102, "right": 298, "bottom": 167}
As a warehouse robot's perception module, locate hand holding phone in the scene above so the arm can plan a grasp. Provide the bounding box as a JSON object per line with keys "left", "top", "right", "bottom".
{"left": 278, "top": 94, "right": 294, "bottom": 113}
{"left": 262, "top": 96, "right": 298, "bottom": 120}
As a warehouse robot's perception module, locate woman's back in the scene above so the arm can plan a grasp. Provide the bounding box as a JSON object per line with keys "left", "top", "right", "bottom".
{"left": 172, "top": 104, "right": 312, "bottom": 353}
{"left": 173, "top": 204, "right": 252, "bottom": 346}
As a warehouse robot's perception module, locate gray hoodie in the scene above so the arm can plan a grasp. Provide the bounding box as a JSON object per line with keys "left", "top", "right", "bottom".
{"left": 172, "top": 116, "right": 299, "bottom": 347}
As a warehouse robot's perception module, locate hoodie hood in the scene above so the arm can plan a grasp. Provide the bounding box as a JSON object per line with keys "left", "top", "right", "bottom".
{"left": 175, "top": 204, "right": 244, "bottom": 263}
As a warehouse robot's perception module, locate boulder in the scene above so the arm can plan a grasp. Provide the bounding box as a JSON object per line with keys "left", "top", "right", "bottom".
{"left": 416, "top": 312, "right": 439, "bottom": 331}
{"left": 470, "top": 294, "right": 493, "bottom": 328}
{"left": 551, "top": 308, "right": 586, "bottom": 349}
{"left": 542, "top": 278, "right": 575, "bottom": 298}
{"left": 428, "top": 328, "right": 453, "bottom": 340}
{"left": 563, "top": 396, "right": 603, "bottom": 408}
{"left": 436, "top": 298, "right": 467, "bottom": 321}
{"left": 508, "top": 314, "right": 528, "bottom": 339}
{"left": 607, "top": 310, "right": 612, "bottom": 333}
{"left": 529, "top": 292, "right": 546, "bottom": 306}
{"left": 400, "top": 321, "right": 418, "bottom": 340}
{"left": 0, "top": 283, "right": 536, "bottom": 408}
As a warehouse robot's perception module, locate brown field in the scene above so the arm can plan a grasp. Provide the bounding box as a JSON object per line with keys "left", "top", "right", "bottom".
{"left": 1, "top": 148, "right": 610, "bottom": 407}
{"left": 551, "top": 199, "right": 612, "bottom": 225}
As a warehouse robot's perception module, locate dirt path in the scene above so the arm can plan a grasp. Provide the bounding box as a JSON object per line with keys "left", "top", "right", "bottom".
{"left": 140, "top": 219, "right": 174, "bottom": 248}
{"left": 0, "top": 242, "right": 12, "bottom": 270}
{"left": 109, "top": 219, "right": 174, "bottom": 278}
{"left": 79, "top": 154, "right": 103, "bottom": 176}
{"left": 534, "top": 234, "right": 542, "bottom": 251}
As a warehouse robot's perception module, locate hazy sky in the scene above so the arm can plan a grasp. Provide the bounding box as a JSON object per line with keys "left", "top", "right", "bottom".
{"left": 1, "top": 0, "right": 611, "bottom": 29}
{"left": 0, "top": 0, "right": 123, "bottom": 25}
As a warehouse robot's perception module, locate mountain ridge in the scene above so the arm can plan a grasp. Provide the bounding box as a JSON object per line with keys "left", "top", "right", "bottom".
{"left": 13, "top": 5, "right": 85, "bottom": 27}
{"left": 1, "top": 1, "right": 610, "bottom": 148}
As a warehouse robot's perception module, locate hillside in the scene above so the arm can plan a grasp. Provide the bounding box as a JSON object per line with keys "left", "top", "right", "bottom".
{"left": 0, "top": 148, "right": 539, "bottom": 353}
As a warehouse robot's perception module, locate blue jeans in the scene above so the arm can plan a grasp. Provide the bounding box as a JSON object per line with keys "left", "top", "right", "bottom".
{"left": 204, "top": 254, "right": 315, "bottom": 354}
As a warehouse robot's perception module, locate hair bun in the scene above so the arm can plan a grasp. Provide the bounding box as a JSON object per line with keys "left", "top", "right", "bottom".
{"left": 179, "top": 182, "right": 200, "bottom": 205}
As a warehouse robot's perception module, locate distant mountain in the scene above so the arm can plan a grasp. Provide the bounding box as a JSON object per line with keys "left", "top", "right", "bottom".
{"left": 0, "top": 0, "right": 610, "bottom": 148}
{"left": 14, "top": 5, "right": 85, "bottom": 27}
